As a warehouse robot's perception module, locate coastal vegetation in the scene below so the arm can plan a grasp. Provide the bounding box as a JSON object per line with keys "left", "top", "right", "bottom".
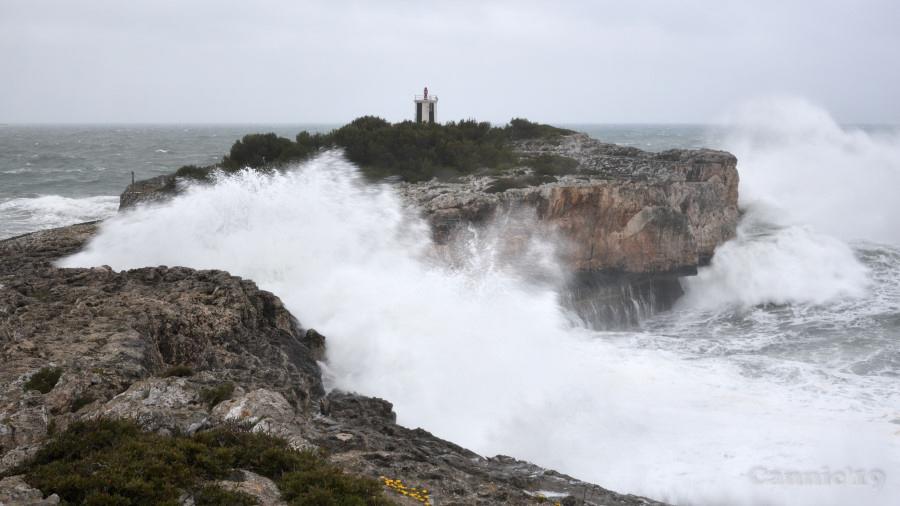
{"left": 23, "top": 367, "right": 62, "bottom": 394}
{"left": 173, "top": 117, "right": 577, "bottom": 183}
{"left": 2, "top": 418, "right": 393, "bottom": 505}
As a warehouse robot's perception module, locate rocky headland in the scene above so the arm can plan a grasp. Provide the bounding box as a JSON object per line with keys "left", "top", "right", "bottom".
{"left": 1, "top": 223, "right": 667, "bottom": 505}
{"left": 121, "top": 132, "right": 739, "bottom": 327}
{"left": 1, "top": 127, "right": 738, "bottom": 504}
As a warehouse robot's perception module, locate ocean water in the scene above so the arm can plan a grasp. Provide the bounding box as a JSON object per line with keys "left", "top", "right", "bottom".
{"left": 0, "top": 124, "right": 335, "bottom": 239}
{"left": 6, "top": 99, "right": 900, "bottom": 505}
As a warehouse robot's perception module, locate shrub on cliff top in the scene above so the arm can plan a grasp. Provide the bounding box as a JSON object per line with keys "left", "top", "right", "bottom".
{"left": 528, "top": 153, "right": 580, "bottom": 177}
{"left": 505, "top": 118, "right": 576, "bottom": 141}
{"left": 3, "top": 418, "right": 393, "bottom": 505}
{"left": 222, "top": 132, "right": 296, "bottom": 170}
{"left": 212, "top": 117, "right": 574, "bottom": 183}
{"left": 23, "top": 367, "right": 62, "bottom": 394}
{"left": 174, "top": 164, "right": 212, "bottom": 181}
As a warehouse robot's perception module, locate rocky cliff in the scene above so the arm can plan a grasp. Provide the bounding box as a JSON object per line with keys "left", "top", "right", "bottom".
{"left": 399, "top": 133, "right": 738, "bottom": 275}
{"left": 0, "top": 224, "right": 666, "bottom": 505}
{"left": 398, "top": 133, "right": 739, "bottom": 326}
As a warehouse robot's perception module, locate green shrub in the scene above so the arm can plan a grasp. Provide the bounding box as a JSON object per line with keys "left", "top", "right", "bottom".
{"left": 23, "top": 367, "right": 62, "bottom": 394}
{"left": 210, "top": 117, "right": 574, "bottom": 183}
{"left": 505, "top": 118, "right": 576, "bottom": 141}
{"left": 222, "top": 133, "right": 296, "bottom": 170}
{"left": 174, "top": 165, "right": 212, "bottom": 181}
{"left": 3, "top": 419, "right": 393, "bottom": 505}
{"left": 201, "top": 382, "right": 235, "bottom": 408}
{"left": 159, "top": 366, "right": 195, "bottom": 378}
{"left": 529, "top": 154, "right": 580, "bottom": 177}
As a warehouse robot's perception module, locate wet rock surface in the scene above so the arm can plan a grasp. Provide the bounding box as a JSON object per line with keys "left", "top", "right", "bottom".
{"left": 0, "top": 224, "right": 668, "bottom": 505}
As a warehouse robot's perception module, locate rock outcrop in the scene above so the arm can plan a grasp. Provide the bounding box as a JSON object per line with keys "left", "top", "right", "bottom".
{"left": 398, "top": 133, "right": 740, "bottom": 326}
{"left": 0, "top": 224, "right": 667, "bottom": 505}
{"left": 119, "top": 173, "right": 177, "bottom": 210}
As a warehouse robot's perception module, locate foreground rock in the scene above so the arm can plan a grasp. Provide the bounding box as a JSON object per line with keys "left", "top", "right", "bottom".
{"left": 1, "top": 224, "right": 666, "bottom": 505}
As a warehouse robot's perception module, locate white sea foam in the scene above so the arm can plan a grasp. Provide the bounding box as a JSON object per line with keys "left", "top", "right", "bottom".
{"left": 721, "top": 96, "right": 900, "bottom": 247}
{"left": 0, "top": 195, "right": 119, "bottom": 239}
{"left": 678, "top": 211, "right": 871, "bottom": 309}
{"left": 59, "top": 151, "right": 900, "bottom": 505}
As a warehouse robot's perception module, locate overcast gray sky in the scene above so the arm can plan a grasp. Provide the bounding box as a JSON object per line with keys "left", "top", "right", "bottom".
{"left": 2, "top": 0, "right": 898, "bottom": 125}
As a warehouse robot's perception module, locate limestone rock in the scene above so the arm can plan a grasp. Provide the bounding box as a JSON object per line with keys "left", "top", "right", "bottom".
{"left": 303, "top": 328, "right": 326, "bottom": 362}
{"left": 210, "top": 388, "right": 295, "bottom": 427}
{"left": 96, "top": 377, "right": 210, "bottom": 436}
{"left": 0, "top": 476, "right": 60, "bottom": 505}
{"left": 393, "top": 134, "right": 740, "bottom": 326}
{"left": 216, "top": 470, "right": 286, "bottom": 506}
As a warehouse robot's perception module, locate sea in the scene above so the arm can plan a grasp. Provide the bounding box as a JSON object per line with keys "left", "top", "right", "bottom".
{"left": 2, "top": 98, "right": 899, "bottom": 506}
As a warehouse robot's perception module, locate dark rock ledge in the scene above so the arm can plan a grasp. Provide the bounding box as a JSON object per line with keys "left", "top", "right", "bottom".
{"left": 0, "top": 223, "right": 667, "bottom": 505}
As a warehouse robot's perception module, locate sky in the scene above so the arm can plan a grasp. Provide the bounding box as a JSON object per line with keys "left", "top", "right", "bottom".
{"left": 1, "top": 0, "right": 899, "bottom": 125}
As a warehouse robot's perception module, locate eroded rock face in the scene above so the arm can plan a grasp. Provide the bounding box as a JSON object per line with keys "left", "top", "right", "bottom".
{"left": 399, "top": 133, "right": 740, "bottom": 277}
{"left": 397, "top": 134, "right": 739, "bottom": 327}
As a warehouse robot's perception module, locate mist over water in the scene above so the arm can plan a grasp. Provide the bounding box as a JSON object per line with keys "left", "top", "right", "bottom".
{"left": 721, "top": 97, "right": 900, "bottom": 247}
{"left": 56, "top": 102, "right": 900, "bottom": 506}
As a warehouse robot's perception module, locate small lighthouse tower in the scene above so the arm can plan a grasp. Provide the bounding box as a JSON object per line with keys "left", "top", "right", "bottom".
{"left": 414, "top": 87, "right": 438, "bottom": 123}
